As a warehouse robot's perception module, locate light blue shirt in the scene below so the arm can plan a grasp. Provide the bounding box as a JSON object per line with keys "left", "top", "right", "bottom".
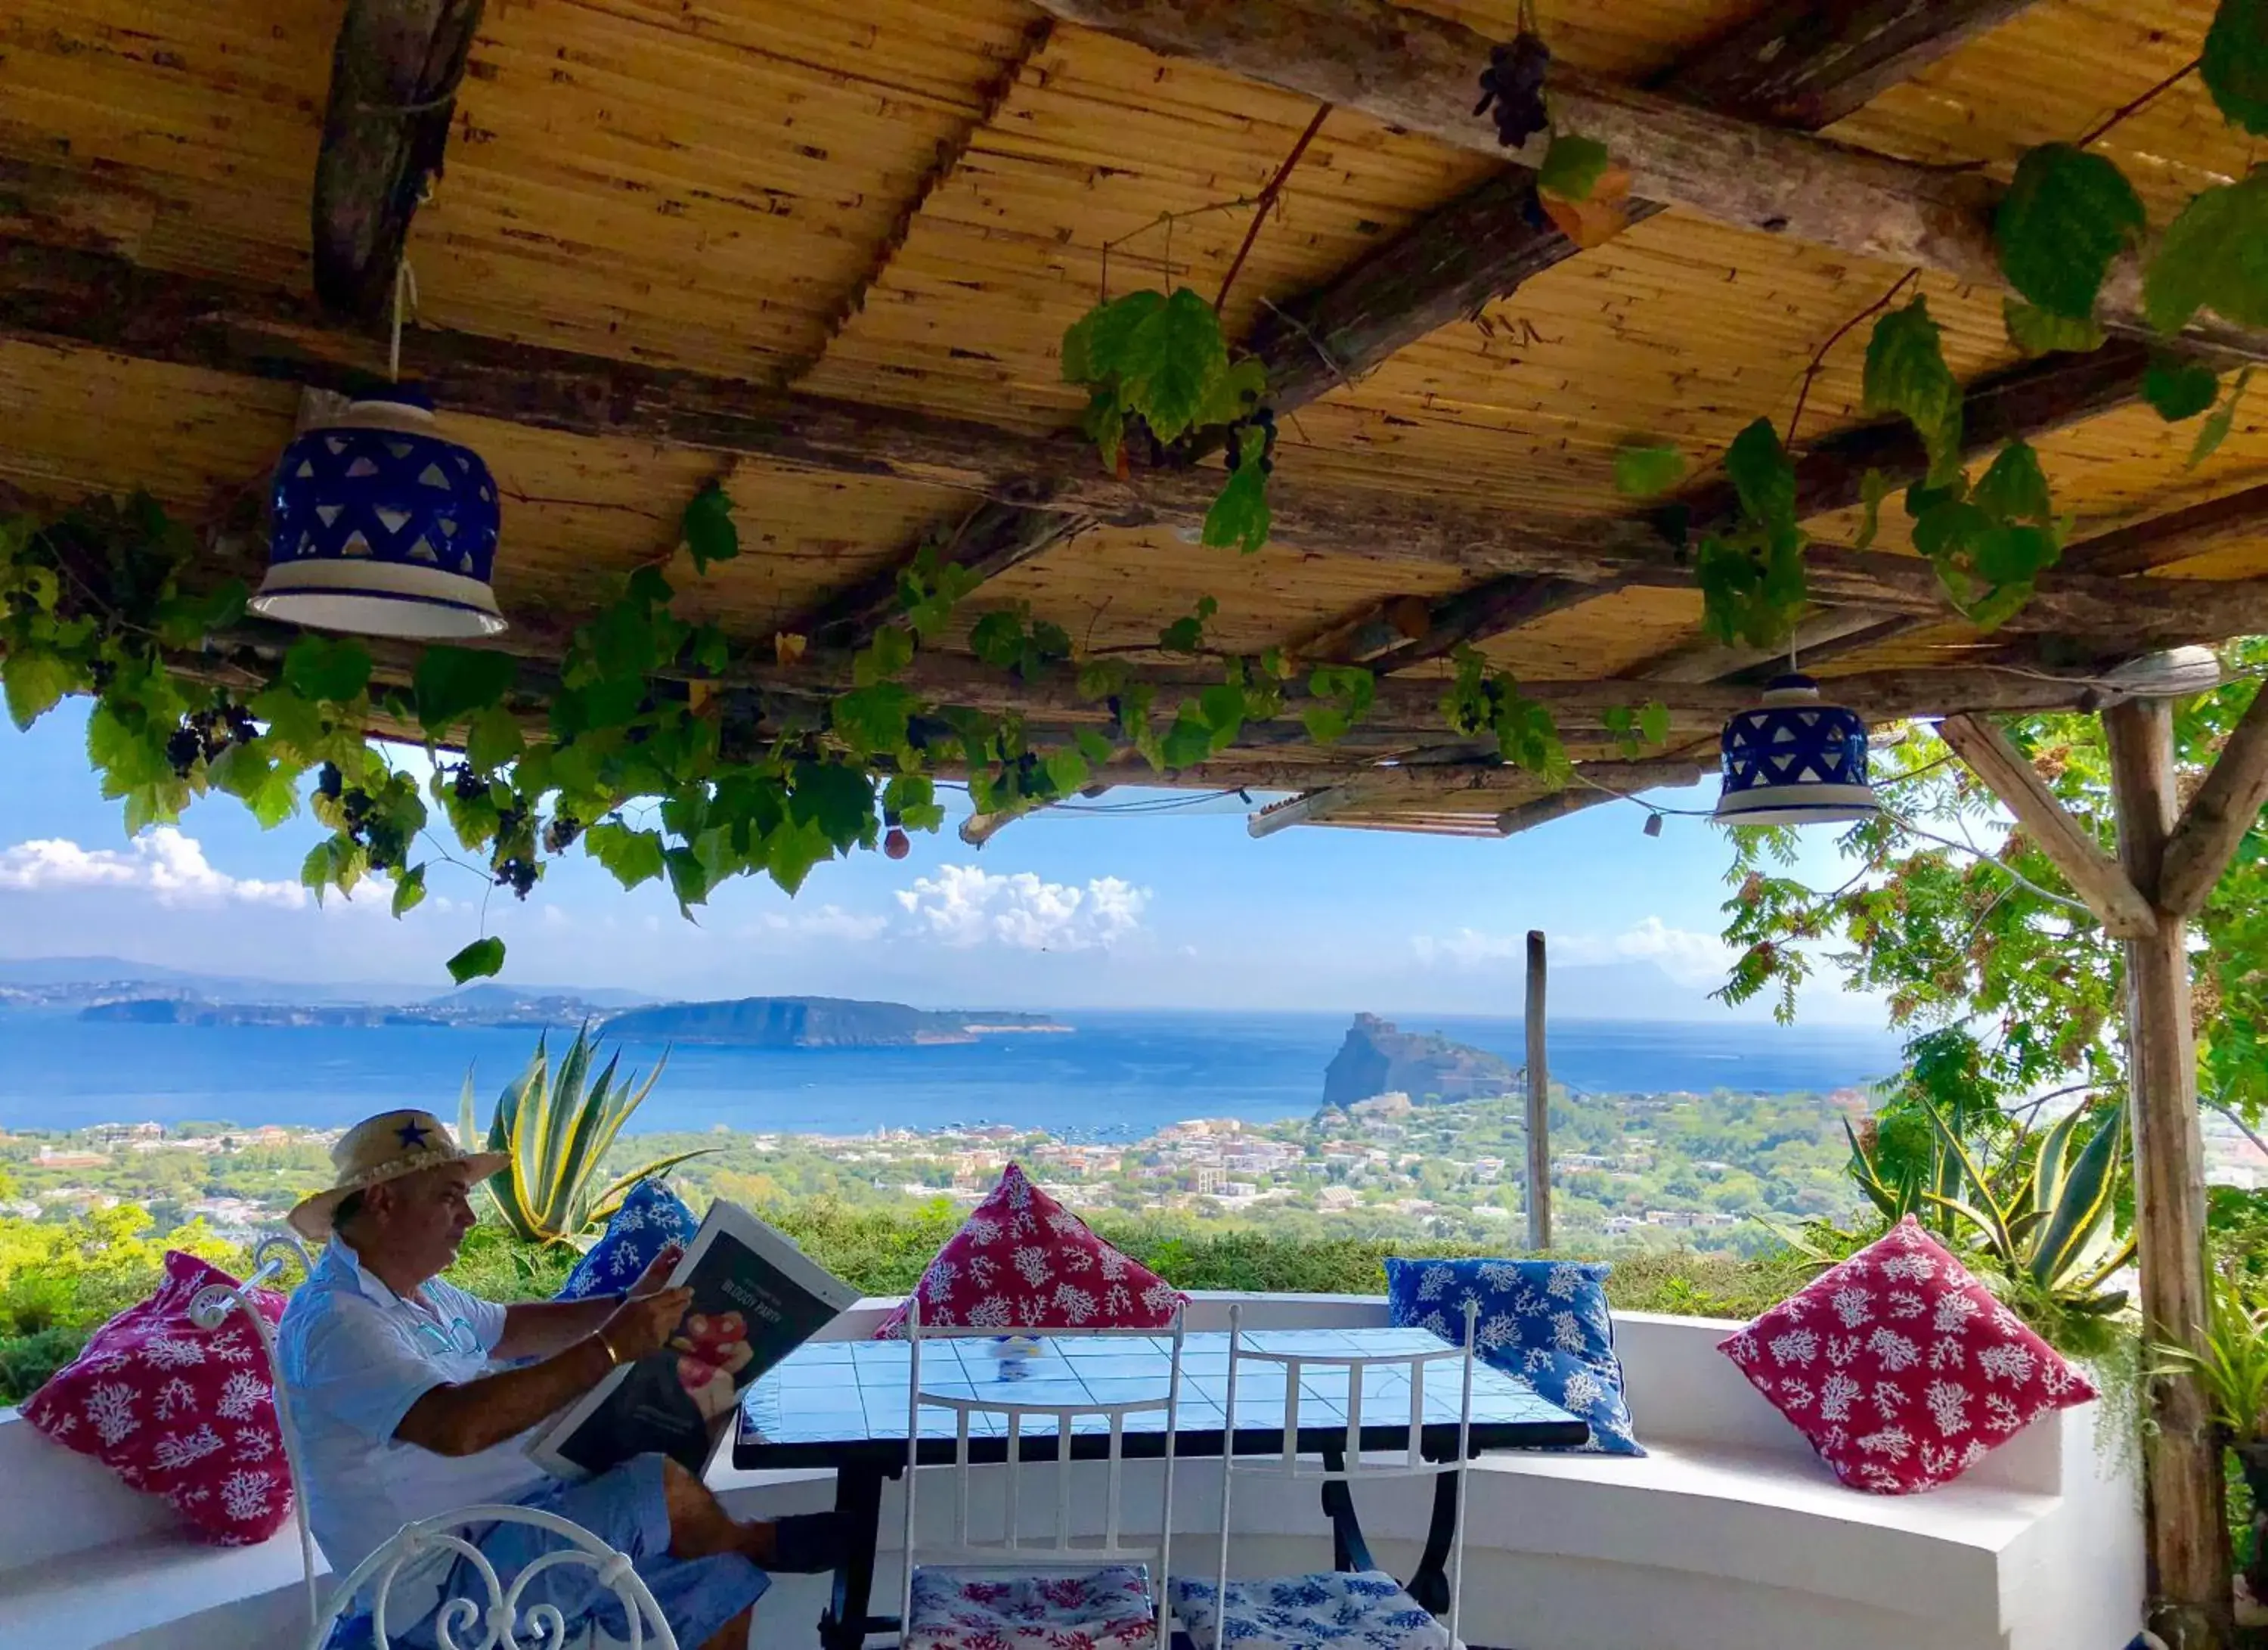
{"left": 277, "top": 1238, "right": 549, "bottom": 1617}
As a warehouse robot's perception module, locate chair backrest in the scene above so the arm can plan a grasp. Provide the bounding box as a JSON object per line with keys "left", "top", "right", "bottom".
{"left": 303, "top": 1502, "right": 680, "bottom": 1650}
{"left": 187, "top": 1230, "right": 320, "bottom": 1630}
{"left": 897, "top": 1300, "right": 1188, "bottom": 1650}
{"left": 1207, "top": 1299, "right": 1479, "bottom": 1648}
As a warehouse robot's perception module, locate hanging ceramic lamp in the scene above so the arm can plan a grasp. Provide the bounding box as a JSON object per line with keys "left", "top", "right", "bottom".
{"left": 1713, "top": 674, "right": 1879, "bottom": 826}
{"left": 254, "top": 395, "right": 506, "bottom": 639}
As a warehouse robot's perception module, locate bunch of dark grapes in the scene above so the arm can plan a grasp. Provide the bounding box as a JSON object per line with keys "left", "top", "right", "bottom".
{"left": 1222, "top": 407, "right": 1278, "bottom": 478}
{"left": 494, "top": 857, "right": 540, "bottom": 898}
{"left": 491, "top": 803, "right": 540, "bottom": 898}
{"left": 165, "top": 702, "right": 259, "bottom": 777}
{"left": 451, "top": 763, "right": 488, "bottom": 804}
{"left": 316, "top": 762, "right": 344, "bottom": 802}
{"left": 1473, "top": 33, "right": 1551, "bottom": 149}
{"left": 542, "top": 814, "right": 582, "bottom": 854}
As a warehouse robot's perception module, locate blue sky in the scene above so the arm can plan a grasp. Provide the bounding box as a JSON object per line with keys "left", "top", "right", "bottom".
{"left": 0, "top": 701, "right": 1889, "bottom": 1024}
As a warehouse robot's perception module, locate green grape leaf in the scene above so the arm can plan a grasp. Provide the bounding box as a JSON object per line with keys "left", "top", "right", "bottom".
{"left": 1854, "top": 468, "right": 1893, "bottom": 553}
{"left": 447, "top": 937, "right": 507, "bottom": 985}
{"left": 390, "top": 864, "right": 427, "bottom": 919}
{"left": 282, "top": 634, "right": 373, "bottom": 704}
{"left": 968, "top": 610, "right": 1028, "bottom": 671}
{"left": 1538, "top": 133, "right": 1612, "bottom": 202}
{"left": 1075, "top": 729, "right": 1116, "bottom": 766}
{"left": 1613, "top": 439, "right": 1686, "bottom": 498}
{"left": 831, "top": 681, "right": 916, "bottom": 757}
{"left": 789, "top": 759, "right": 877, "bottom": 849}
{"left": 1043, "top": 748, "right": 1091, "bottom": 797}
{"left": 207, "top": 740, "right": 300, "bottom": 828}
{"left": 1121, "top": 287, "right": 1228, "bottom": 444}
{"left": 1194, "top": 358, "right": 1270, "bottom": 430}
{"left": 2146, "top": 355, "right": 2223, "bottom": 421}
{"left": 1157, "top": 594, "right": 1218, "bottom": 653}
{"left": 2192, "top": 368, "right": 2255, "bottom": 467}
{"left": 1201, "top": 462, "right": 1272, "bottom": 554}
{"left": 854, "top": 624, "right": 916, "bottom": 686}
{"left": 1157, "top": 708, "right": 1219, "bottom": 770}
{"left": 154, "top": 578, "right": 248, "bottom": 650}
{"left": 1081, "top": 390, "right": 1127, "bottom": 473}
{"left": 1722, "top": 417, "right": 1798, "bottom": 536}
{"left": 414, "top": 646, "right": 517, "bottom": 734}
{"left": 466, "top": 703, "right": 525, "bottom": 773}
{"left": 1639, "top": 701, "right": 1671, "bottom": 748}
{"left": 3, "top": 651, "right": 76, "bottom": 730}
{"left": 1198, "top": 681, "right": 1246, "bottom": 738}
{"left": 585, "top": 821, "right": 667, "bottom": 890}
{"left": 1061, "top": 290, "right": 1164, "bottom": 386}
{"left": 1972, "top": 441, "right": 2055, "bottom": 526}
{"left": 1864, "top": 299, "right": 1963, "bottom": 483}
{"left": 681, "top": 479, "right": 739, "bottom": 572}
{"left": 2002, "top": 298, "right": 2107, "bottom": 357}
{"left": 2204, "top": 0, "right": 2268, "bottom": 136}
{"left": 2146, "top": 173, "right": 2268, "bottom": 334}
{"left": 1994, "top": 144, "right": 2146, "bottom": 319}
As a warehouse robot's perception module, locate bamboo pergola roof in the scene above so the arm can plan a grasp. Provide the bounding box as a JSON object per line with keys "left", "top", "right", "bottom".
{"left": 3, "top": 0, "right": 2266, "bottom": 834}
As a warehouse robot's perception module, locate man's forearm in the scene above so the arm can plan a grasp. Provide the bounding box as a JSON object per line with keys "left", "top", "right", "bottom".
{"left": 396, "top": 1334, "right": 616, "bottom": 1457}
{"left": 495, "top": 1295, "right": 624, "bottom": 1361}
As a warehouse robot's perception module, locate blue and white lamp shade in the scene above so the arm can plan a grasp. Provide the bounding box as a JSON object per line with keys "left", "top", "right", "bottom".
{"left": 255, "top": 396, "right": 506, "bottom": 640}
{"left": 1713, "top": 674, "right": 1879, "bottom": 826}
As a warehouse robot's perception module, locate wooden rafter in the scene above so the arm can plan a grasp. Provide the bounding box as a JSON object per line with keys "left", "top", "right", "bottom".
{"left": 1247, "top": 755, "right": 1707, "bottom": 836}
{"left": 1382, "top": 339, "right": 2155, "bottom": 675}
{"left": 1936, "top": 713, "right": 2158, "bottom": 938}
{"left": 2158, "top": 686, "right": 2268, "bottom": 916}
{"left": 311, "top": 0, "right": 486, "bottom": 321}
{"left": 16, "top": 243, "right": 2268, "bottom": 646}
{"left": 1024, "top": 0, "right": 2266, "bottom": 360}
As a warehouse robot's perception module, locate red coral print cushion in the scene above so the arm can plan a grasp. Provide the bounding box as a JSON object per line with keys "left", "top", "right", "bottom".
{"left": 1717, "top": 1217, "right": 2096, "bottom": 1493}
{"left": 875, "top": 1164, "right": 1182, "bottom": 1336}
{"left": 23, "top": 1249, "right": 293, "bottom": 1545}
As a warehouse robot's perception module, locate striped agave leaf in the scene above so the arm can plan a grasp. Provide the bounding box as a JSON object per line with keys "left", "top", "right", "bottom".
{"left": 458, "top": 1024, "right": 716, "bottom": 1246}
{"left": 2025, "top": 1099, "right": 2133, "bottom": 1295}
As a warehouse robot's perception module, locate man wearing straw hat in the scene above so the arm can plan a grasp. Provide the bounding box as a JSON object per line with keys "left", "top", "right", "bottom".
{"left": 277, "top": 1109, "right": 844, "bottom": 1650}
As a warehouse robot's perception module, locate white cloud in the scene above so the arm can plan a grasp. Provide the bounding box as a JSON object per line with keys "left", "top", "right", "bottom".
{"left": 0, "top": 828, "right": 307, "bottom": 910}
{"left": 751, "top": 904, "right": 891, "bottom": 943}
{"left": 895, "top": 864, "right": 1149, "bottom": 951}
{"left": 1414, "top": 916, "right": 1733, "bottom": 987}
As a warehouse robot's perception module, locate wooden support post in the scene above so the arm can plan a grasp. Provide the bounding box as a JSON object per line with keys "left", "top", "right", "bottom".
{"left": 1526, "top": 930, "right": 1551, "bottom": 1252}
{"left": 2105, "top": 699, "right": 2228, "bottom": 1649}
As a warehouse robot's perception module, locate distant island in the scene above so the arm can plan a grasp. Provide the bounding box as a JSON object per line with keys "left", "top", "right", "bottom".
{"left": 1321, "top": 1013, "right": 1519, "bottom": 1110}
{"left": 597, "top": 996, "right": 1070, "bottom": 1047}
{"left": 76, "top": 989, "right": 1072, "bottom": 1047}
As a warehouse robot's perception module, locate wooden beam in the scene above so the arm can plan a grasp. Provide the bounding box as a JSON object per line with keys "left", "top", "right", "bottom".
{"left": 1664, "top": 0, "right": 2037, "bottom": 126}
{"left": 15, "top": 244, "right": 2268, "bottom": 644}
{"left": 1937, "top": 714, "right": 2158, "bottom": 938}
{"left": 790, "top": 504, "right": 1085, "bottom": 648}
{"left": 1244, "top": 756, "right": 1709, "bottom": 835}
{"left": 1025, "top": 0, "right": 2265, "bottom": 360}
{"left": 1371, "top": 340, "right": 2156, "bottom": 672}
{"left": 2159, "top": 687, "right": 2268, "bottom": 916}
{"left": 2104, "top": 699, "right": 2229, "bottom": 1650}
{"left": 312, "top": 0, "right": 486, "bottom": 321}
{"left": 1495, "top": 785, "right": 1628, "bottom": 836}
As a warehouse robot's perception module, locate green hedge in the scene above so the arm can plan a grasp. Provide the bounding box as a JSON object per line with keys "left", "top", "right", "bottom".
{"left": 2, "top": 1199, "right": 1805, "bottom": 1406}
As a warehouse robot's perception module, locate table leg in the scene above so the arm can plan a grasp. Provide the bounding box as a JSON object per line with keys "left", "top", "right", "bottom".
{"left": 818, "top": 1462, "right": 895, "bottom": 1650}
{"left": 1314, "top": 1441, "right": 1378, "bottom": 1575}
{"left": 1402, "top": 1470, "right": 1463, "bottom": 1617}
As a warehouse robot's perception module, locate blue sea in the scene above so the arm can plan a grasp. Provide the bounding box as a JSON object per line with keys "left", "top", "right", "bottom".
{"left": 0, "top": 1011, "right": 1904, "bottom": 1137}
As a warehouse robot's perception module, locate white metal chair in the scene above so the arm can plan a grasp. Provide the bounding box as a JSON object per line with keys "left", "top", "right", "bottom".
{"left": 1170, "top": 1301, "right": 1479, "bottom": 1650}
{"left": 897, "top": 1298, "right": 1188, "bottom": 1650}
{"left": 304, "top": 1502, "right": 680, "bottom": 1650}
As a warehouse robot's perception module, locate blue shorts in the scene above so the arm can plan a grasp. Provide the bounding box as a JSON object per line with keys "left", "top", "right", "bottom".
{"left": 333, "top": 1454, "right": 771, "bottom": 1648}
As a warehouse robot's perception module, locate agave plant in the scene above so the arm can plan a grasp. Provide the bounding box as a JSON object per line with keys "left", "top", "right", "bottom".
{"left": 460, "top": 1025, "right": 714, "bottom": 1247}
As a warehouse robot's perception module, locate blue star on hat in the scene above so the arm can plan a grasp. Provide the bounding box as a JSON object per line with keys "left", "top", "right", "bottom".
{"left": 396, "top": 1118, "right": 432, "bottom": 1149}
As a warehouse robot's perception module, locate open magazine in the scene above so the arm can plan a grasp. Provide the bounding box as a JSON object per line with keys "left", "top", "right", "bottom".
{"left": 530, "top": 1199, "right": 860, "bottom": 1479}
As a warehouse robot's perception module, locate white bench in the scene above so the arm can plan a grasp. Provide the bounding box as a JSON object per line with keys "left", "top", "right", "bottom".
{"left": 0, "top": 1293, "right": 2144, "bottom": 1650}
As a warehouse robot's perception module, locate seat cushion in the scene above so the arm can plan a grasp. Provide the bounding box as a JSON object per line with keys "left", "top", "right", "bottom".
{"left": 908, "top": 1562, "right": 1157, "bottom": 1650}
{"left": 1385, "top": 1258, "right": 1642, "bottom": 1455}
{"left": 558, "top": 1180, "right": 697, "bottom": 1301}
{"left": 20, "top": 1250, "right": 293, "bottom": 1546}
{"left": 1168, "top": 1571, "right": 1449, "bottom": 1650}
{"left": 1718, "top": 1217, "right": 2095, "bottom": 1494}
{"left": 875, "top": 1164, "right": 1182, "bottom": 1335}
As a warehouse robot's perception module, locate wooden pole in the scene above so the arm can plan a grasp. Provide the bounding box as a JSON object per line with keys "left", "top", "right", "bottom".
{"left": 2105, "top": 699, "right": 2229, "bottom": 1649}
{"left": 1526, "top": 930, "right": 1551, "bottom": 1252}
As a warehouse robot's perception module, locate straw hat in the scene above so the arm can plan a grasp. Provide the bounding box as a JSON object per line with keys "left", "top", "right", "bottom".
{"left": 288, "top": 1109, "right": 507, "bottom": 1242}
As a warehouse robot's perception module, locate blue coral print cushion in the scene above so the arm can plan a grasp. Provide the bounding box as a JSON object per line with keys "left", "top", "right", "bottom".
{"left": 558, "top": 1180, "right": 697, "bottom": 1300}
{"left": 1384, "top": 1256, "right": 1643, "bottom": 1456}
